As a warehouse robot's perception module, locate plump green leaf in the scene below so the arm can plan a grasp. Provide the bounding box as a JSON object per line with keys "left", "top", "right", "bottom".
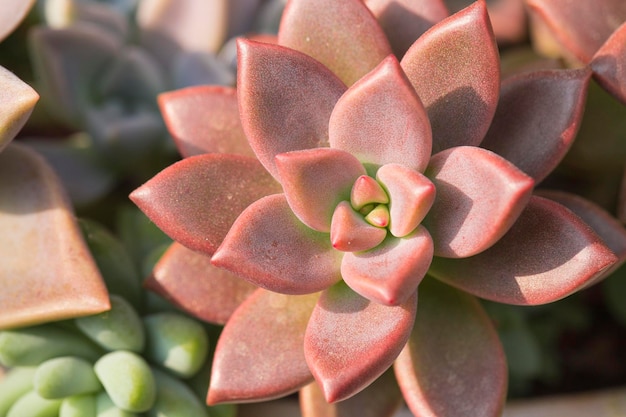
{"left": 34, "top": 356, "right": 102, "bottom": 399}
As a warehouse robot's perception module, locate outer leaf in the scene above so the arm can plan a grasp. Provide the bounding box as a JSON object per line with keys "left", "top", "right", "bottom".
{"left": 481, "top": 68, "right": 591, "bottom": 183}
{"left": 0, "top": 66, "right": 39, "bottom": 153}
{"left": 328, "top": 55, "right": 432, "bottom": 174}
{"left": 304, "top": 282, "right": 417, "bottom": 403}
{"left": 428, "top": 196, "right": 618, "bottom": 305}
{"left": 278, "top": 0, "right": 392, "bottom": 86}
{"left": 591, "top": 21, "right": 626, "bottom": 105}
{"left": 401, "top": 1, "right": 500, "bottom": 153}
{"left": 28, "top": 26, "right": 122, "bottom": 127}
{"left": 237, "top": 39, "right": 346, "bottom": 179}
{"left": 276, "top": 148, "right": 366, "bottom": 232}
{"left": 130, "top": 153, "right": 281, "bottom": 256}
{"left": 208, "top": 289, "right": 318, "bottom": 404}
{"left": 394, "top": 278, "right": 506, "bottom": 417}
{"left": 300, "top": 369, "right": 403, "bottom": 417}
{"left": 158, "top": 86, "right": 255, "bottom": 158}
{"left": 526, "top": 0, "right": 626, "bottom": 64}
{"left": 342, "top": 227, "right": 433, "bottom": 306}
{"left": 0, "top": 144, "right": 110, "bottom": 329}
{"left": 211, "top": 194, "right": 342, "bottom": 294}
{"left": 0, "top": 0, "right": 35, "bottom": 42}
{"left": 424, "top": 146, "right": 534, "bottom": 258}
{"left": 364, "top": 0, "right": 449, "bottom": 58}
{"left": 145, "top": 242, "right": 257, "bottom": 325}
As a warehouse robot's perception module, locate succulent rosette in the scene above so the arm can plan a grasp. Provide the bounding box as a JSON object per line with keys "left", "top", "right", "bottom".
{"left": 131, "top": 0, "right": 626, "bottom": 415}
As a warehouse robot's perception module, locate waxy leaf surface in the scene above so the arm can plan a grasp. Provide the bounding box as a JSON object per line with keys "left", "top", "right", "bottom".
{"left": 0, "top": 67, "right": 39, "bottom": 153}
{"left": 591, "top": 22, "right": 626, "bottom": 105}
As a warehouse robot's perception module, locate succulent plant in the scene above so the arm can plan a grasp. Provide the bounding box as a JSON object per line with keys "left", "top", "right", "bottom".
{"left": 130, "top": 0, "right": 626, "bottom": 415}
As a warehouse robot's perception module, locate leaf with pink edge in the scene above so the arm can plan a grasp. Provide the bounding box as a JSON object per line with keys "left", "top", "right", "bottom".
{"left": 401, "top": 1, "right": 499, "bottom": 154}
{"left": 299, "top": 369, "right": 403, "bottom": 417}
{"left": 0, "top": 144, "right": 110, "bottom": 329}
{"left": 330, "top": 201, "right": 387, "bottom": 252}
{"left": 428, "top": 196, "right": 618, "bottom": 305}
{"left": 158, "top": 86, "right": 255, "bottom": 158}
{"left": 237, "top": 39, "right": 347, "bottom": 179}
{"left": 342, "top": 226, "right": 433, "bottom": 306}
{"left": 0, "top": 67, "right": 39, "bottom": 153}
{"left": 423, "top": 146, "right": 534, "bottom": 258}
{"left": 130, "top": 153, "right": 281, "bottom": 256}
{"left": 212, "top": 194, "right": 343, "bottom": 294}
{"left": 276, "top": 148, "right": 366, "bottom": 232}
{"left": 481, "top": 68, "right": 591, "bottom": 183}
{"left": 304, "top": 282, "right": 417, "bottom": 403}
{"left": 207, "top": 289, "right": 318, "bottom": 404}
{"left": 364, "top": 0, "right": 449, "bottom": 58}
{"left": 526, "top": 0, "right": 626, "bottom": 64}
{"left": 0, "top": 0, "right": 35, "bottom": 42}
{"left": 329, "top": 55, "right": 432, "bottom": 174}
{"left": 592, "top": 22, "right": 626, "bottom": 105}
{"left": 278, "top": 0, "right": 392, "bottom": 86}
{"left": 28, "top": 26, "right": 122, "bottom": 127}
{"left": 145, "top": 242, "right": 257, "bottom": 325}
{"left": 394, "top": 277, "right": 507, "bottom": 417}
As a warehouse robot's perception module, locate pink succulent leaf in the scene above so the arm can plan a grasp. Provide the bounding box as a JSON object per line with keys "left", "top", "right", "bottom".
{"left": 145, "top": 242, "right": 257, "bottom": 325}
{"left": 0, "top": 144, "right": 110, "bottom": 329}
{"left": 237, "top": 39, "right": 347, "bottom": 180}
{"left": 481, "top": 68, "right": 591, "bottom": 183}
{"left": 28, "top": 26, "right": 122, "bottom": 127}
{"left": 304, "top": 282, "right": 417, "bottom": 403}
{"left": 591, "top": 21, "right": 626, "bottom": 105}
{"left": 330, "top": 201, "right": 388, "bottom": 252}
{"left": 364, "top": 0, "right": 449, "bottom": 58}
{"left": 394, "top": 277, "right": 506, "bottom": 417}
{"left": 0, "top": 67, "right": 39, "bottom": 153}
{"left": 129, "top": 153, "right": 281, "bottom": 256}
{"left": 400, "top": 0, "right": 500, "bottom": 154}
{"left": 342, "top": 226, "right": 433, "bottom": 306}
{"left": 536, "top": 189, "right": 626, "bottom": 272}
{"left": 428, "top": 196, "right": 619, "bottom": 305}
{"left": 278, "top": 0, "right": 392, "bottom": 86}
{"left": 211, "top": 194, "right": 343, "bottom": 295}
{"left": 329, "top": 55, "right": 432, "bottom": 173}
{"left": 351, "top": 175, "right": 389, "bottom": 210}
{"left": 299, "top": 369, "right": 403, "bottom": 417}
{"left": 276, "top": 147, "right": 366, "bottom": 232}
{"left": 158, "top": 85, "right": 255, "bottom": 158}
{"left": 423, "top": 146, "right": 534, "bottom": 258}
{"left": 208, "top": 289, "right": 318, "bottom": 404}
{"left": 377, "top": 164, "right": 436, "bottom": 238}
{"left": 0, "top": 0, "right": 35, "bottom": 42}
{"left": 526, "top": 0, "right": 626, "bottom": 64}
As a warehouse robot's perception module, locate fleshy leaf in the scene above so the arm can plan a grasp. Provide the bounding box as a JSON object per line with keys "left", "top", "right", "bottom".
{"left": 237, "top": 39, "right": 346, "bottom": 180}
{"left": 0, "top": 0, "right": 35, "bottom": 42}
{"left": 329, "top": 55, "right": 432, "bottom": 173}
{"left": 158, "top": 85, "right": 254, "bottom": 158}
{"left": 0, "top": 66, "right": 39, "bottom": 153}
{"left": 299, "top": 369, "right": 403, "bottom": 417}
{"left": 428, "top": 196, "right": 618, "bottom": 305}
{"left": 394, "top": 277, "right": 506, "bottom": 417}
{"left": 377, "top": 164, "right": 436, "bottom": 238}
{"left": 401, "top": 1, "right": 500, "bottom": 153}
{"left": 481, "top": 68, "right": 591, "bottom": 183}
{"left": 424, "top": 146, "right": 534, "bottom": 258}
{"left": 304, "top": 282, "right": 417, "bottom": 403}
{"left": 330, "top": 201, "right": 388, "bottom": 252}
{"left": 364, "top": 0, "right": 449, "bottom": 58}
{"left": 278, "top": 0, "right": 392, "bottom": 86}
{"left": 342, "top": 227, "right": 433, "bottom": 306}
{"left": 145, "top": 242, "right": 257, "bottom": 325}
{"left": 526, "top": 0, "right": 626, "bottom": 64}
{"left": 351, "top": 175, "right": 389, "bottom": 210}
{"left": 28, "top": 25, "right": 122, "bottom": 127}
{"left": 208, "top": 289, "right": 318, "bottom": 404}
{"left": 212, "top": 194, "right": 342, "bottom": 294}
{"left": 130, "top": 153, "right": 281, "bottom": 256}
{"left": 591, "top": 21, "right": 626, "bottom": 105}
{"left": 276, "top": 148, "right": 366, "bottom": 232}
{"left": 0, "top": 144, "right": 110, "bottom": 329}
